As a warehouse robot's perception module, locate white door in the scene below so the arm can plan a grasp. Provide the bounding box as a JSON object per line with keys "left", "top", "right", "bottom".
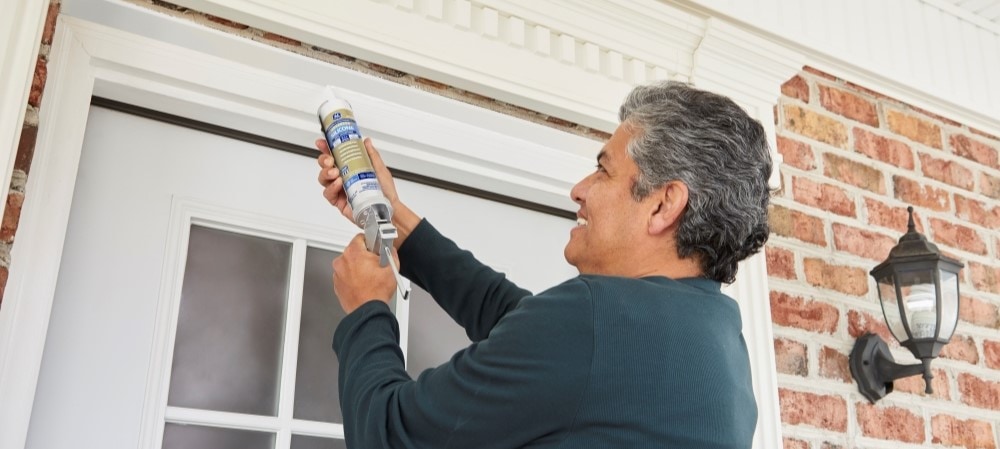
{"left": 26, "top": 106, "right": 576, "bottom": 448}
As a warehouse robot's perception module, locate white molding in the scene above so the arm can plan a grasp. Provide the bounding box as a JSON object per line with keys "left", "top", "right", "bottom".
{"left": 725, "top": 251, "right": 781, "bottom": 449}
{"left": 0, "top": 16, "right": 97, "bottom": 449}
{"left": 0, "top": 0, "right": 47, "bottom": 228}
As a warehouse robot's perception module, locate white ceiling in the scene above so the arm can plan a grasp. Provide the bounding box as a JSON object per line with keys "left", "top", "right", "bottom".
{"left": 936, "top": 0, "right": 1000, "bottom": 28}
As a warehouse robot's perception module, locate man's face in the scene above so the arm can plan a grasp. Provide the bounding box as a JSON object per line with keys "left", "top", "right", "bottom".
{"left": 564, "top": 124, "right": 655, "bottom": 275}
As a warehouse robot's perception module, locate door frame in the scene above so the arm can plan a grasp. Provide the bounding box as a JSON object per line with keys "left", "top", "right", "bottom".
{"left": 0, "top": 9, "right": 781, "bottom": 449}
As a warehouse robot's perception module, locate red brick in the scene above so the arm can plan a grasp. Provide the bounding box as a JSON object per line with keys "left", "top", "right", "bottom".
{"left": 820, "top": 442, "right": 844, "bottom": 449}
{"left": 804, "top": 258, "right": 868, "bottom": 296}
{"left": 856, "top": 403, "right": 924, "bottom": 443}
{"left": 783, "top": 438, "right": 809, "bottom": 449}
{"left": 824, "top": 153, "right": 885, "bottom": 194}
{"left": 984, "top": 340, "right": 1000, "bottom": 369}
{"left": 41, "top": 2, "right": 60, "bottom": 45}
{"left": 960, "top": 295, "right": 1000, "bottom": 329}
{"left": 0, "top": 193, "right": 25, "bottom": 243}
{"left": 782, "top": 75, "right": 809, "bottom": 102}
{"left": 919, "top": 153, "right": 975, "bottom": 191}
{"left": 819, "top": 346, "right": 849, "bottom": 382}
{"left": 929, "top": 218, "right": 987, "bottom": 255}
{"left": 765, "top": 246, "right": 796, "bottom": 280}
{"left": 853, "top": 128, "right": 914, "bottom": 169}
{"left": 951, "top": 134, "right": 999, "bottom": 169}
{"left": 911, "top": 105, "right": 963, "bottom": 128}
{"left": 0, "top": 266, "right": 7, "bottom": 307}
{"left": 931, "top": 415, "right": 997, "bottom": 449}
{"left": 848, "top": 310, "right": 893, "bottom": 343}
{"left": 981, "top": 172, "right": 1000, "bottom": 200}
{"left": 940, "top": 335, "right": 979, "bottom": 364}
{"left": 206, "top": 14, "right": 250, "bottom": 30}
{"left": 893, "top": 176, "right": 951, "bottom": 212}
{"left": 887, "top": 108, "right": 943, "bottom": 149}
{"left": 770, "top": 291, "right": 839, "bottom": 333}
{"left": 958, "top": 373, "right": 1000, "bottom": 410}
{"left": 769, "top": 205, "right": 827, "bottom": 247}
{"left": 819, "top": 85, "right": 878, "bottom": 126}
{"left": 895, "top": 368, "right": 950, "bottom": 400}
{"left": 261, "top": 32, "right": 300, "bottom": 46}
{"left": 864, "top": 197, "right": 924, "bottom": 234}
{"left": 955, "top": 195, "right": 1000, "bottom": 229}
{"left": 783, "top": 105, "right": 849, "bottom": 149}
{"left": 969, "top": 262, "right": 1000, "bottom": 295}
{"left": 774, "top": 338, "right": 808, "bottom": 376}
{"left": 844, "top": 79, "right": 897, "bottom": 102}
{"left": 15, "top": 124, "right": 37, "bottom": 174}
{"left": 776, "top": 135, "right": 816, "bottom": 170}
{"left": 803, "top": 66, "right": 839, "bottom": 81}
{"left": 792, "top": 177, "right": 856, "bottom": 217}
{"left": 971, "top": 127, "right": 1000, "bottom": 142}
{"left": 28, "top": 56, "right": 47, "bottom": 108}
{"left": 832, "top": 223, "right": 896, "bottom": 262}
{"left": 779, "top": 389, "right": 847, "bottom": 431}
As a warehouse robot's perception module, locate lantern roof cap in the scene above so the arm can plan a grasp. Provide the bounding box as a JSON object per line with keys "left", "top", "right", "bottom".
{"left": 871, "top": 207, "right": 964, "bottom": 277}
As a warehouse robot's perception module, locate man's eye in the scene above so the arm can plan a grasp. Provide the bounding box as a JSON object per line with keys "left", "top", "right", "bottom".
{"left": 595, "top": 164, "right": 606, "bottom": 173}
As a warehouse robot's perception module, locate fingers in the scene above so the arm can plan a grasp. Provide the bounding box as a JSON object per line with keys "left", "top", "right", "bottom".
{"left": 315, "top": 137, "right": 332, "bottom": 156}
{"left": 363, "top": 138, "right": 399, "bottom": 201}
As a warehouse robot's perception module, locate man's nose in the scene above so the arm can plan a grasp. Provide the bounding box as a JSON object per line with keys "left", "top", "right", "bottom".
{"left": 570, "top": 175, "right": 590, "bottom": 205}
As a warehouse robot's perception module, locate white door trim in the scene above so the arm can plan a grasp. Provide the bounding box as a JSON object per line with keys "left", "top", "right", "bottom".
{"left": 0, "top": 0, "right": 48, "bottom": 227}
{"left": 0, "top": 8, "right": 782, "bottom": 449}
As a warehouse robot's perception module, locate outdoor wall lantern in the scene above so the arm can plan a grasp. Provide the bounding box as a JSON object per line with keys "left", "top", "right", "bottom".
{"left": 849, "top": 206, "right": 963, "bottom": 403}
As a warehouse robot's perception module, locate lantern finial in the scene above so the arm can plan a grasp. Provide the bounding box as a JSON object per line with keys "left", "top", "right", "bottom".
{"left": 906, "top": 206, "right": 916, "bottom": 233}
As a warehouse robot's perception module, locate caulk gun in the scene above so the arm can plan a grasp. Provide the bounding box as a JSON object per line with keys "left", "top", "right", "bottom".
{"left": 317, "top": 87, "right": 409, "bottom": 300}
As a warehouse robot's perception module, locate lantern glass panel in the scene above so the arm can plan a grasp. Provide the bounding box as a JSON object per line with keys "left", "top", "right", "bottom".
{"left": 896, "top": 269, "right": 937, "bottom": 341}
{"left": 938, "top": 268, "right": 959, "bottom": 341}
{"left": 877, "top": 274, "right": 907, "bottom": 343}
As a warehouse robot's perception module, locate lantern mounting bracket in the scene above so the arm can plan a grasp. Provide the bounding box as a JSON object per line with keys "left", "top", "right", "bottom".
{"left": 850, "top": 333, "right": 933, "bottom": 403}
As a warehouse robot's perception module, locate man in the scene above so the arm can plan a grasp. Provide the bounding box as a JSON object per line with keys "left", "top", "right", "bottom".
{"left": 316, "top": 81, "right": 771, "bottom": 448}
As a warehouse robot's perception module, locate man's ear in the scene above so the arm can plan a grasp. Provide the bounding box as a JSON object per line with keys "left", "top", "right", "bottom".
{"left": 648, "top": 180, "right": 688, "bottom": 235}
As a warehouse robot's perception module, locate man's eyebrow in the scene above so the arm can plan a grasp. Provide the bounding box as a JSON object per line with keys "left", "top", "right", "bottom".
{"left": 596, "top": 150, "right": 608, "bottom": 164}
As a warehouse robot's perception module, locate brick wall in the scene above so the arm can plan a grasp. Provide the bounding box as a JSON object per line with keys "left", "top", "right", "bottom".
{"left": 772, "top": 68, "right": 1000, "bottom": 449}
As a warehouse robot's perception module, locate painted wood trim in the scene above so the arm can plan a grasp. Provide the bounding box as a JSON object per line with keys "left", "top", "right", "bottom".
{"left": 0, "top": 0, "right": 48, "bottom": 232}
{"left": 0, "top": 16, "right": 98, "bottom": 449}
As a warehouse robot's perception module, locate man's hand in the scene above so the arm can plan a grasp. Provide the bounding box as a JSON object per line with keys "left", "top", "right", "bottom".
{"left": 315, "top": 137, "right": 421, "bottom": 248}
{"left": 333, "top": 234, "right": 398, "bottom": 314}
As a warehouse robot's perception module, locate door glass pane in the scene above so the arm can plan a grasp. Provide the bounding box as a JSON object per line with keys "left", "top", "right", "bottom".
{"left": 294, "top": 247, "right": 346, "bottom": 423}
{"left": 162, "top": 423, "right": 274, "bottom": 449}
{"left": 291, "top": 434, "right": 348, "bottom": 449}
{"left": 407, "top": 286, "right": 471, "bottom": 378}
{"left": 168, "top": 225, "right": 291, "bottom": 416}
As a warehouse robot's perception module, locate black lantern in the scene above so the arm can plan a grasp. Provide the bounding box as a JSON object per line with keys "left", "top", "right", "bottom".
{"left": 849, "top": 206, "right": 963, "bottom": 403}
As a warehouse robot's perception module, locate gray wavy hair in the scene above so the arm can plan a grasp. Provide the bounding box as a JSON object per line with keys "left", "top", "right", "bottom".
{"left": 620, "top": 81, "right": 772, "bottom": 284}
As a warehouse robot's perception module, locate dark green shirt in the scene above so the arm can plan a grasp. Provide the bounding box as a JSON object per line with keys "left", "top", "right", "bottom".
{"left": 334, "top": 219, "right": 757, "bottom": 448}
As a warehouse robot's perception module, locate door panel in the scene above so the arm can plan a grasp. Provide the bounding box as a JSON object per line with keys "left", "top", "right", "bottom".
{"left": 27, "top": 106, "right": 575, "bottom": 448}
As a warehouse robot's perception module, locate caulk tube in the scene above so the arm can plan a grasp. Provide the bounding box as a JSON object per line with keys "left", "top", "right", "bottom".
{"left": 318, "top": 87, "right": 409, "bottom": 300}
{"left": 317, "top": 87, "right": 397, "bottom": 265}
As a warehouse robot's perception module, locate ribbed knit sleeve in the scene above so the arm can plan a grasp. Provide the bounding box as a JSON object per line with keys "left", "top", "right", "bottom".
{"left": 333, "top": 278, "right": 595, "bottom": 449}
{"left": 397, "top": 219, "right": 533, "bottom": 341}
